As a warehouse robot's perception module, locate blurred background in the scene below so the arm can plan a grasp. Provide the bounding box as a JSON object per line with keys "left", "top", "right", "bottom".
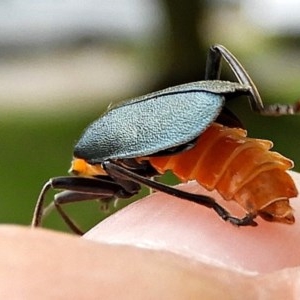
{"left": 1, "top": 0, "right": 300, "bottom": 232}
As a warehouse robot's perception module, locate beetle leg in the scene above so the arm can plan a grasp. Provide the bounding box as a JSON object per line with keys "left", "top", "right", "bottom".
{"left": 206, "top": 44, "right": 300, "bottom": 115}
{"left": 103, "top": 161, "right": 258, "bottom": 227}
{"left": 206, "top": 44, "right": 265, "bottom": 113}
{"left": 53, "top": 190, "right": 118, "bottom": 235}
{"left": 32, "top": 176, "right": 135, "bottom": 234}
{"left": 54, "top": 197, "right": 85, "bottom": 235}
{"left": 205, "top": 45, "right": 222, "bottom": 81}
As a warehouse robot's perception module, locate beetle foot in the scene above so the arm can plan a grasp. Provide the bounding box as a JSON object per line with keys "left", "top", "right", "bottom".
{"left": 212, "top": 203, "right": 257, "bottom": 226}
{"left": 227, "top": 213, "right": 258, "bottom": 227}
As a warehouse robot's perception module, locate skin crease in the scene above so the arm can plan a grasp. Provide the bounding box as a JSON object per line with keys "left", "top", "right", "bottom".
{"left": 0, "top": 172, "right": 300, "bottom": 299}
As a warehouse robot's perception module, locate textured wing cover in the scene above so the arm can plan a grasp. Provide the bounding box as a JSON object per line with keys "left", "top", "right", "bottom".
{"left": 147, "top": 123, "right": 298, "bottom": 224}
{"left": 74, "top": 91, "right": 224, "bottom": 162}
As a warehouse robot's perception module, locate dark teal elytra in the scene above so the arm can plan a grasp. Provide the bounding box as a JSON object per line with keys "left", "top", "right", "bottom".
{"left": 74, "top": 81, "right": 249, "bottom": 163}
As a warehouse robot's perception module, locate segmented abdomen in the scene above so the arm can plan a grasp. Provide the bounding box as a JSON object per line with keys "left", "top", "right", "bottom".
{"left": 147, "top": 123, "right": 298, "bottom": 224}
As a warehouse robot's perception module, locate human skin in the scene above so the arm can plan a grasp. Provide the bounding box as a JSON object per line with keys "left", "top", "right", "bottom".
{"left": 0, "top": 172, "right": 300, "bottom": 299}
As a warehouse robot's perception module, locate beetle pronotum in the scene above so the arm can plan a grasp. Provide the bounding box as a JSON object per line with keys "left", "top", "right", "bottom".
{"left": 32, "top": 45, "right": 299, "bottom": 234}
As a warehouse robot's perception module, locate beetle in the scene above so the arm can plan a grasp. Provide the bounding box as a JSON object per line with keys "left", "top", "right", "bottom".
{"left": 32, "top": 44, "right": 299, "bottom": 234}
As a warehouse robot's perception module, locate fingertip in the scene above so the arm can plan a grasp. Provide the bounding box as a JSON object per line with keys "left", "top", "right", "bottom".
{"left": 85, "top": 171, "right": 300, "bottom": 273}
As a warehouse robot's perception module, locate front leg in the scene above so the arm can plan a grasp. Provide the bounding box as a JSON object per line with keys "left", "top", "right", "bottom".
{"left": 32, "top": 176, "right": 137, "bottom": 234}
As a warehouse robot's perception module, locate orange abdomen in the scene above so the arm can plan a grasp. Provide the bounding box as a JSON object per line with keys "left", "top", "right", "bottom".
{"left": 147, "top": 123, "right": 298, "bottom": 224}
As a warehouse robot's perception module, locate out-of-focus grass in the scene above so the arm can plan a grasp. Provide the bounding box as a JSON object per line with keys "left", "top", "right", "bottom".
{"left": 0, "top": 109, "right": 104, "bottom": 231}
